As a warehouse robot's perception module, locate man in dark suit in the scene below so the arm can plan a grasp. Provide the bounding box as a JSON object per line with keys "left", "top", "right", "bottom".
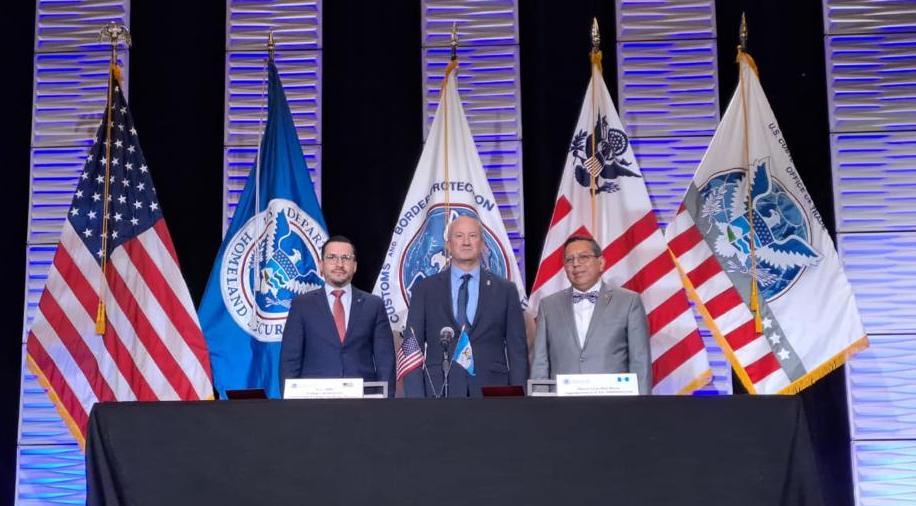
{"left": 403, "top": 215, "right": 528, "bottom": 398}
{"left": 531, "top": 235, "right": 652, "bottom": 394}
{"left": 280, "top": 236, "right": 395, "bottom": 396}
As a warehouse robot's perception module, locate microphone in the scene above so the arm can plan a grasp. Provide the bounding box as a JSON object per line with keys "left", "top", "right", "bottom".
{"left": 439, "top": 326, "right": 454, "bottom": 397}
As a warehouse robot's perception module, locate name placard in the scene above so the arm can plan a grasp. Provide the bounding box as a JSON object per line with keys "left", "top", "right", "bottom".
{"left": 555, "top": 373, "right": 639, "bottom": 397}
{"left": 283, "top": 378, "right": 364, "bottom": 399}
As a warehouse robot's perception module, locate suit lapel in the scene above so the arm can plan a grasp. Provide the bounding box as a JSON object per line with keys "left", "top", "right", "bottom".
{"left": 582, "top": 283, "right": 614, "bottom": 350}
{"left": 316, "top": 288, "right": 343, "bottom": 346}
{"left": 469, "top": 270, "right": 489, "bottom": 336}
{"left": 343, "top": 289, "right": 365, "bottom": 344}
{"left": 438, "top": 271, "right": 461, "bottom": 332}
{"left": 558, "top": 288, "right": 581, "bottom": 352}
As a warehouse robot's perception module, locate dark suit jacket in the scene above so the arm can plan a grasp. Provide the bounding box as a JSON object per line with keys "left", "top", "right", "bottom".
{"left": 403, "top": 269, "right": 528, "bottom": 397}
{"left": 279, "top": 287, "right": 395, "bottom": 396}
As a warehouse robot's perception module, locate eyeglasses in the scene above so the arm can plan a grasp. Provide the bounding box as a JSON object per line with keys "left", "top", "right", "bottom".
{"left": 323, "top": 254, "right": 355, "bottom": 264}
{"left": 563, "top": 253, "right": 599, "bottom": 266}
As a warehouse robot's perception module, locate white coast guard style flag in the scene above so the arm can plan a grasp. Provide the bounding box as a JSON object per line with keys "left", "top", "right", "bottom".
{"left": 664, "top": 52, "right": 868, "bottom": 394}
{"left": 373, "top": 61, "right": 526, "bottom": 331}
{"left": 529, "top": 54, "right": 711, "bottom": 395}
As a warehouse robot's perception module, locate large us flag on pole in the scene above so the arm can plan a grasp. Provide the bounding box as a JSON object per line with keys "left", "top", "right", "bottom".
{"left": 373, "top": 60, "right": 526, "bottom": 333}
{"left": 25, "top": 69, "right": 213, "bottom": 446}
{"left": 664, "top": 51, "right": 868, "bottom": 394}
{"left": 529, "top": 52, "right": 710, "bottom": 395}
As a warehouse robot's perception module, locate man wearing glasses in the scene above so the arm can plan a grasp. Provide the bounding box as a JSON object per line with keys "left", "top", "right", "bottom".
{"left": 531, "top": 235, "right": 652, "bottom": 394}
{"left": 280, "top": 236, "right": 395, "bottom": 396}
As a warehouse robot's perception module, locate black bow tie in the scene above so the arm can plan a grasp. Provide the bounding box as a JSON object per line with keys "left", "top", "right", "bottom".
{"left": 572, "top": 291, "right": 599, "bottom": 304}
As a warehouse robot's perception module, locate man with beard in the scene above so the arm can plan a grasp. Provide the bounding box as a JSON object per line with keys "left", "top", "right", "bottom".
{"left": 280, "top": 236, "right": 395, "bottom": 396}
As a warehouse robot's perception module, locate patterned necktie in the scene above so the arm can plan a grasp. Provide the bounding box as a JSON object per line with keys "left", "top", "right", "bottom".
{"left": 331, "top": 289, "right": 346, "bottom": 342}
{"left": 457, "top": 273, "right": 471, "bottom": 329}
{"left": 572, "top": 291, "right": 599, "bottom": 304}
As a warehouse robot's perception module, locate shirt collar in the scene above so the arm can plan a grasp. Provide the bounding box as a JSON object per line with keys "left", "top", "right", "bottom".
{"left": 325, "top": 283, "right": 351, "bottom": 297}
{"left": 450, "top": 264, "right": 480, "bottom": 281}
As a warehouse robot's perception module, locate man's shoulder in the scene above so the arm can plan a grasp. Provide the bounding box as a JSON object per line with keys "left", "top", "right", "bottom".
{"left": 606, "top": 284, "right": 641, "bottom": 302}
{"left": 413, "top": 270, "right": 448, "bottom": 294}
{"left": 540, "top": 288, "right": 570, "bottom": 311}
{"left": 353, "top": 287, "right": 383, "bottom": 305}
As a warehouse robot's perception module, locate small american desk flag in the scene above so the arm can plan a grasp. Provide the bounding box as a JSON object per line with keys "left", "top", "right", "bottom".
{"left": 25, "top": 70, "right": 213, "bottom": 446}
{"left": 396, "top": 328, "right": 424, "bottom": 382}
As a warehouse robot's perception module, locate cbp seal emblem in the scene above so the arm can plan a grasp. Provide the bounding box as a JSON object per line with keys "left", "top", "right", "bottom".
{"left": 697, "top": 158, "right": 821, "bottom": 300}
{"left": 399, "top": 204, "right": 510, "bottom": 302}
{"left": 221, "top": 198, "right": 327, "bottom": 342}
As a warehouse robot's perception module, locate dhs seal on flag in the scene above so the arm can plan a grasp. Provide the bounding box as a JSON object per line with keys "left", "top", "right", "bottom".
{"left": 220, "top": 198, "right": 327, "bottom": 342}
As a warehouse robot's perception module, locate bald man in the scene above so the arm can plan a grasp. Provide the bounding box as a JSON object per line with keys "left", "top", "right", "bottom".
{"left": 403, "top": 215, "right": 528, "bottom": 397}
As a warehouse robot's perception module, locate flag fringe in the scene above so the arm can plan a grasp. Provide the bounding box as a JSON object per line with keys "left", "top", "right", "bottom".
{"left": 776, "top": 335, "right": 870, "bottom": 394}
{"left": 25, "top": 354, "right": 87, "bottom": 450}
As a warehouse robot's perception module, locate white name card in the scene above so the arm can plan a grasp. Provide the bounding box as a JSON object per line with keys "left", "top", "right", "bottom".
{"left": 555, "top": 373, "right": 639, "bottom": 397}
{"left": 283, "top": 378, "right": 364, "bottom": 399}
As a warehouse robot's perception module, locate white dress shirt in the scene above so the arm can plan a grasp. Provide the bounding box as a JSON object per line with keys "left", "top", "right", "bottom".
{"left": 324, "top": 284, "right": 352, "bottom": 329}
{"left": 572, "top": 281, "right": 602, "bottom": 348}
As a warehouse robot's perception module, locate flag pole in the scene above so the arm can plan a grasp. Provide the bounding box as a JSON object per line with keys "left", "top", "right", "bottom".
{"left": 95, "top": 22, "right": 132, "bottom": 335}
{"left": 248, "top": 32, "right": 274, "bottom": 333}
{"left": 737, "top": 14, "right": 763, "bottom": 335}
{"left": 442, "top": 22, "right": 459, "bottom": 250}
{"left": 589, "top": 18, "right": 602, "bottom": 234}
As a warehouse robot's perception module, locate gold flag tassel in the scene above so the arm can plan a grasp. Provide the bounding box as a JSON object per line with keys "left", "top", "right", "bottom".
{"left": 736, "top": 14, "right": 764, "bottom": 335}
{"left": 95, "top": 22, "right": 132, "bottom": 335}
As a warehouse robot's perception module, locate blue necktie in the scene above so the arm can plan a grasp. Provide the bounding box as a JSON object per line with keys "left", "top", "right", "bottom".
{"left": 572, "top": 291, "right": 599, "bottom": 304}
{"left": 457, "top": 273, "right": 471, "bottom": 329}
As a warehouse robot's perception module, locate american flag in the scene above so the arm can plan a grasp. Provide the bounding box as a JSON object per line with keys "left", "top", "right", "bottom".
{"left": 25, "top": 71, "right": 213, "bottom": 446}
{"left": 396, "top": 328, "right": 424, "bottom": 382}
{"left": 529, "top": 58, "right": 711, "bottom": 395}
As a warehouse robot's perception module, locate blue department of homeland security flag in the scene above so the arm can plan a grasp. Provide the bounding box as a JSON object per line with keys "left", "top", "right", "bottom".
{"left": 453, "top": 328, "right": 475, "bottom": 376}
{"left": 198, "top": 60, "right": 328, "bottom": 399}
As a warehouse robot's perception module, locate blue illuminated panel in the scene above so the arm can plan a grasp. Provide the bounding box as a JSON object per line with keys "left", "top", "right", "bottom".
{"left": 853, "top": 441, "right": 916, "bottom": 504}
{"left": 615, "top": 0, "right": 727, "bottom": 395}
{"left": 21, "top": 1, "right": 131, "bottom": 503}
{"left": 421, "top": 0, "right": 524, "bottom": 278}
{"left": 825, "top": 1, "right": 916, "bottom": 504}
{"left": 224, "top": 1, "right": 322, "bottom": 230}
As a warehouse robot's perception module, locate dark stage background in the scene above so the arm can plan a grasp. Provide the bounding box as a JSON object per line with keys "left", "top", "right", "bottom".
{"left": 1, "top": 1, "right": 849, "bottom": 505}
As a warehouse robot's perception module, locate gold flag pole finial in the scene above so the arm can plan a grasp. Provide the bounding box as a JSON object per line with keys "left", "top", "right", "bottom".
{"left": 95, "top": 21, "right": 131, "bottom": 335}
{"left": 738, "top": 13, "right": 748, "bottom": 53}
{"left": 267, "top": 30, "right": 276, "bottom": 62}
{"left": 591, "top": 17, "right": 601, "bottom": 53}
{"left": 449, "top": 22, "right": 459, "bottom": 62}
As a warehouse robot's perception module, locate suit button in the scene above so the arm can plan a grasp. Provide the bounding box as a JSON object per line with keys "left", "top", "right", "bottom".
{"left": 579, "top": 357, "right": 585, "bottom": 363}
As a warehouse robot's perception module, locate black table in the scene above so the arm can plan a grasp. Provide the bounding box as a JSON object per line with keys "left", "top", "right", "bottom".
{"left": 86, "top": 396, "right": 823, "bottom": 506}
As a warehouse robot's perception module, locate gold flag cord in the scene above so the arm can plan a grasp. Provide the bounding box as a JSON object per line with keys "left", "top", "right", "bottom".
{"left": 589, "top": 50, "right": 602, "bottom": 235}
{"left": 95, "top": 44, "right": 119, "bottom": 334}
{"left": 737, "top": 15, "right": 763, "bottom": 335}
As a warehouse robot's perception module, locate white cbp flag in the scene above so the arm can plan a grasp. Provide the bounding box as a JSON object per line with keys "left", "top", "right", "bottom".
{"left": 373, "top": 61, "right": 526, "bottom": 331}
{"left": 664, "top": 52, "right": 868, "bottom": 394}
{"left": 529, "top": 54, "right": 711, "bottom": 395}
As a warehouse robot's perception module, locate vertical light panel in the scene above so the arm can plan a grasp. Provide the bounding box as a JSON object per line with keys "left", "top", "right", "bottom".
{"left": 20, "top": 2, "right": 130, "bottom": 504}
{"left": 421, "top": 0, "right": 525, "bottom": 279}
{"left": 824, "top": 1, "right": 916, "bottom": 504}
{"left": 224, "top": 0, "right": 322, "bottom": 229}
{"left": 615, "top": 0, "right": 728, "bottom": 394}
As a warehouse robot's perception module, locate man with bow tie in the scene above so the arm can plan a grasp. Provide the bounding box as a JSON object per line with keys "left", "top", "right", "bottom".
{"left": 531, "top": 235, "right": 652, "bottom": 394}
